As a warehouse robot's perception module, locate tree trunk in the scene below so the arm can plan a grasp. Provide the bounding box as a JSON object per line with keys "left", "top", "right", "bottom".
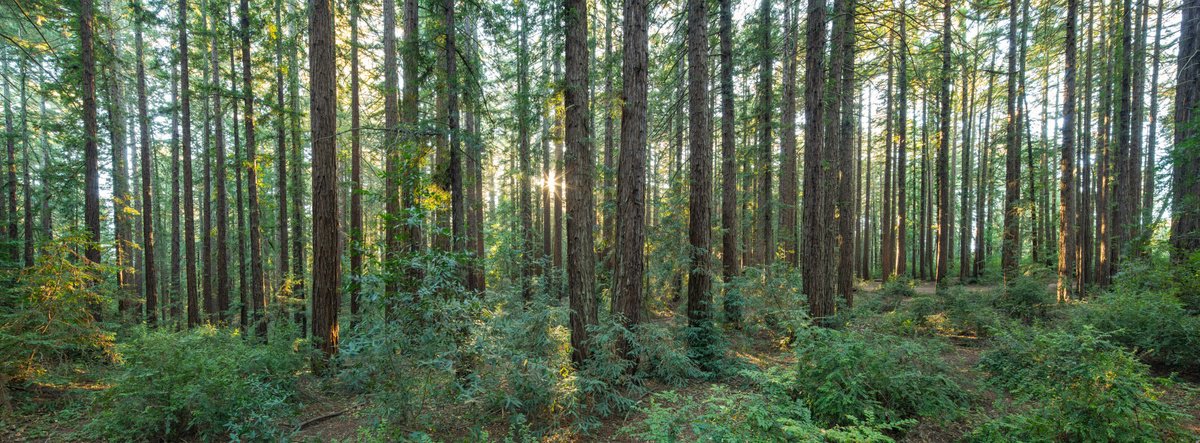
{"left": 936, "top": 0, "right": 951, "bottom": 283}
{"left": 310, "top": 0, "right": 339, "bottom": 362}
{"left": 349, "top": 0, "right": 364, "bottom": 317}
{"left": 686, "top": 0, "right": 714, "bottom": 366}
{"left": 1174, "top": 0, "right": 1200, "bottom": 254}
{"left": 1002, "top": 0, "right": 1023, "bottom": 283}
{"left": 719, "top": 0, "right": 740, "bottom": 325}
{"left": 835, "top": 0, "right": 858, "bottom": 303}
{"left": 564, "top": 0, "right": 597, "bottom": 367}
{"left": 135, "top": 2, "right": 157, "bottom": 325}
{"left": 755, "top": 0, "right": 773, "bottom": 267}
{"left": 779, "top": 1, "right": 798, "bottom": 267}
{"left": 241, "top": 0, "right": 267, "bottom": 338}
{"left": 103, "top": 1, "right": 132, "bottom": 315}
{"left": 210, "top": 0, "right": 229, "bottom": 322}
{"left": 896, "top": 1, "right": 909, "bottom": 277}
{"left": 613, "top": 0, "right": 648, "bottom": 363}
{"left": 275, "top": 0, "right": 290, "bottom": 294}
{"left": 801, "top": 0, "right": 833, "bottom": 321}
{"left": 517, "top": 8, "right": 533, "bottom": 300}
{"left": 1059, "top": 0, "right": 1078, "bottom": 301}
{"left": 383, "top": 0, "right": 400, "bottom": 301}
{"left": 179, "top": 0, "right": 199, "bottom": 328}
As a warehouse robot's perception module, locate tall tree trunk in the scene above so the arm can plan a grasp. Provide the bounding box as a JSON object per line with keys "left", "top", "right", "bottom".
{"left": 446, "top": 0, "right": 463, "bottom": 258}
{"left": 959, "top": 62, "right": 975, "bottom": 281}
{"left": 802, "top": 0, "right": 833, "bottom": 321}
{"left": 613, "top": 0, "right": 648, "bottom": 363}
{"left": 685, "top": 0, "right": 714, "bottom": 366}
{"left": 883, "top": 41, "right": 895, "bottom": 278}
{"left": 382, "top": 0, "right": 400, "bottom": 301}
{"left": 834, "top": 0, "right": 858, "bottom": 303}
{"left": 517, "top": 7, "right": 533, "bottom": 300}
{"left": 719, "top": 0, "right": 740, "bottom": 324}
{"left": 310, "top": 0, "right": 339, "bottom": 362}
{"left": 564, "top": 0, "right": 597, "bottom": 367}
{"left": 1002, "top": 0, "right": 1023, "bottom": 283}
{"left": 241, "top": 0, "right": 266, "bottom": 338}
{"left": 1059, "top": 0, "right": 1079, "bottom": 302}
{"left": 1174, "top": 0, "right": 1200, "bottom": 254}
{"left": 275, "top": 0, "right": 290, "bottom": 293}
{"left": 349, "top": 0, "right": 364, "bottom": 317}
{"left": 1142, "top": 0, "right": 1163, "bottom": 232}
{"left": 755, "top": 0, "right": 773, "bottom": 267}
{"left": 896, "top": 1, "right": 909, "bottom": 277}
{"left": 936, "top": 0, "right": 951, "bottom": 283}
{"left": 1113, "top": 0, "right": 1135, "bottom": 268}
{"left": 200, "top": 6, "right": 213, "bottom": 321}
{"left": 103, "top": 1, "right": 132, "bottom": 315}
{"left": 210, "top": 0, "right": 229, "bottom": 322}
{"left": 179, "top": 0, "right": 199, "bottom": 328}
{"left": 135, "top": 1, "right": 158, "bottom": 325}
{"left": 402, "top": 0, "right": 422, "bottom": 269}
{"left": 779, "top": 1, "right": 798, "bottom": 267}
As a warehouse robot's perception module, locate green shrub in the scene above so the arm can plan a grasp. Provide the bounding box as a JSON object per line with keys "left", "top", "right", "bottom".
{"left": 791, "top": 327, "right": 967, "bottom": 427}
{"left": 723, "top": 265, "right": 808, "bottom": 336}
{"left": 971, "top": 327, "right": 1189, "bottom": 442}
{"left": 88, "top": 326, "right": 306, "bottom": 442}
{"left": 994, "top": 277, "right": 1053, "bottom": 322}
{"left": 624, "top": 372, "right": 909, "bottom": 442}
{"left": 879, "top": 278, "right": 916, "bottom": 311}
{"left": 1070, "top": 290, "right": 1200, "bottom": 370}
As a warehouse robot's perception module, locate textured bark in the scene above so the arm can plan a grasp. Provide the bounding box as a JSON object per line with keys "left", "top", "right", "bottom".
{"left": 349, "top": 0, "right": 363, "bottom": 317}
{"left": 613, "top": 0, "right": 648, "bottom": 363}
{"left": 801, "top": 0, "right": 833, "bottom": 321}
{"left": 959, "top": 63, "right": 974, "bottom": 281}
{"left": 936, "top": 0, "right": 950, "bottom": 283}
{"left": 210, "top": 1, "right": 229, "bottom": 322}
{"left": 883, "top": 43, "right": 895, "bottom": 278}
{"left": 20, "top": 59, "right": 31, "bottom": 268}
{"left": 719, "top": 0, "right": 740, "bottom": 324}
{"left": 275, "top": 0, "right": 290, "bottom": 292}
{"left": 402, "top": 0, "right": 422, "bottom": 261}
{"left": 179, "top": 0, "right": 199, "bottom": 328}
{"left": 1174, "top": 0, "right": 1200, "bottom": 254}
{"left": 755, "top": 0, "right": 773, "bottom": 267}
{"left": 834, "top": 0, "right": 857, "bottom": 303}
{"left": 1113, "top": 0, "right": 1135, "bottom": 267}
{"left": 446, "top": 0, "right": 463, "bottom": 258}
{"left": 779, "top": 2, "right": 798, "bottom": 267}
{"left": 103, "top": 3, "right": 132, "bottom": 314}
{"left": 517, "top": 8, "right": 533, "bottom": 300}
{"left": 135, "top": 3, "right": 158, "bottom": 325}
{"left": 1142, "top": 0, "right": 1163, "bottom": 232}
{"left": 1059, "top": 0, "right": 1078, "bottom": 302}
{"left": 686, "top": 0, "right": 714, "bottom": 363}
{"left": 383, "top": 0, "right": 400, "bottom": 299}
{"left": 896, "top": 1, "right": 909, "bottom": 277}
{"left": 310, "top": 0, "right": 340, "bottom": 361}
{"left": 1001, "top": 0, "right": 1022, "bottom": 283}
{"left": 241, "top": 0, "right": 267, "bottom": 337}
{"left": 564, "top": 0, "right": 596, "bottom": 367}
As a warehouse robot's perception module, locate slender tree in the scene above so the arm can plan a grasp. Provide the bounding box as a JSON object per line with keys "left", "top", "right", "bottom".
{"left": 135, "top": 0, "right": 157, "bottom": 325}
{"left": 685, "top": 0, "right": 714, "bottom": 365}
{"left": 936, "top": 0, "right": 951, "bottom": 283}
{"left": 802, "top": 0, "right": 833, "bottom": 321}
{"left": 275, "top": 0, "right": 290, "bottom": 291}
{"left": 1002, "top": 0, "right": 1023, "bottom": 282}
{"left": 242, "top": 0, "right": 266, "bottom": 337}
{"left": 349, "top": 0, "right": 364, "bottom": 317}
{"left": 779, "top": 1, "right": 798, "bottom": 267}
{"left": 310, "top": 0, "right": 339, "bottom": 361}
{"left": 719, "top": 0, "right": 739, "bottom": 325}
{"left": 755, "top": 0, "right": 773, "bottom": 266}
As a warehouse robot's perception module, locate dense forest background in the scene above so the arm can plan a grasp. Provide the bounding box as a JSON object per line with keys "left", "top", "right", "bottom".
{"left": 2, "top": 0, "right": 1200, "bottom": 439}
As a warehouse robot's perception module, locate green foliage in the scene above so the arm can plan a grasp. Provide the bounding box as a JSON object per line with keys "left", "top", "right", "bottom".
{"left": 879, "top": 277, "right": 916, "bottom": 311}
{"left": 722, "top": 265, "right": 809, "bottom": 337}
{"left": 791, "top": 327, "right": 967, "bottom": 427}
{"left": 971, "top": 327, "right": 1189, "bottom": 442}
{"left": 88, "top": 326, "right": 307, "bottom": 442}
{"left": 847, "top": 286, "right": 1006, "bottom": 339}
{"left": 1070, "top": 289, "right": 1200, "bottom": 370}
{"left": 0, "top": 234, "right": 116, "bottom": 381}
{"left": 994, "top": 277, "right": 1054, "bottom": 322}
{"left": 624, "top": 373, "right": 909, "bottom": 442}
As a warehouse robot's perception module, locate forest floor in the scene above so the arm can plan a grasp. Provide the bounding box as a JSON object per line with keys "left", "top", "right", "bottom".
{"left": 285, "top": 281, "right": 1200, "bottom": 442}
{"left": 7, "top": 282, "right": 1200, "bottom": 442}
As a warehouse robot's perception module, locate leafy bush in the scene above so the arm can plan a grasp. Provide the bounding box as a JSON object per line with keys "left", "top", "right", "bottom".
{"left": 624, "top": 371, "right": 909, "bottom": 442}
{"left": 971, "top": 327, "right": 1189, "bottom": 442}
{"left": 879, "top": 278, "right": 916, "bottom": 311}
{"left": 1070, "top": 289, "right": 1200, "bottom": 370}
{"left": 88, "top": 326, "right": 306, "bottom": 441}
{"left": 723, "top": 265, "right": 808, "bottom": 336}
{"left": 0, "top": 234, "right": 115, "bottom": 414}
{"left": 790, "top": 327, "right": 967, "bottom": 427}
{"left": 994, "top": 277, "right": 1053, "bottom": 322}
